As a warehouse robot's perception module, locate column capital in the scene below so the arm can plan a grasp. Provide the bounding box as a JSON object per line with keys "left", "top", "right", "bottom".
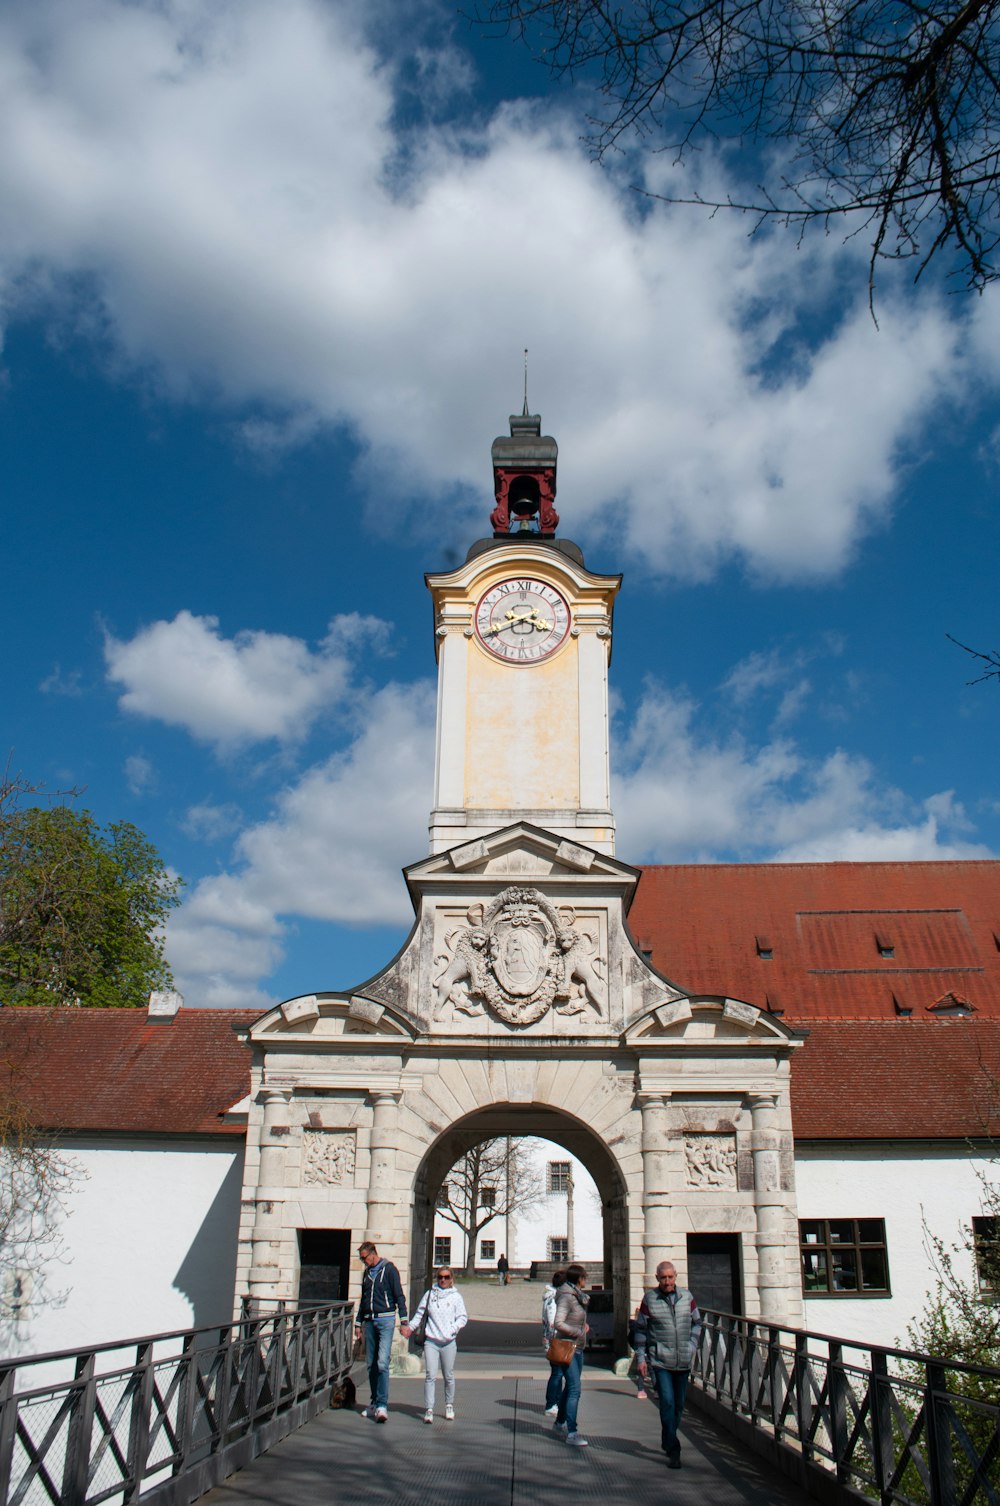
{"left": 637, "top": 1090, "right": 671, "bottom": 1108}
{"left": 369, "top": 1089, "right": 402, "bottom": 1107}
{"left": 258, "top": 1085, "right": 290, "bottom": 1104}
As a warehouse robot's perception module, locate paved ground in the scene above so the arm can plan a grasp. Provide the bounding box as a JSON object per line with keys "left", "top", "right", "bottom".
{"left": 457, "top": 1276, "right": 550, "bottom": 1322}
{"left": 200, "top": 1306, "right": 813, "bottom": 1506}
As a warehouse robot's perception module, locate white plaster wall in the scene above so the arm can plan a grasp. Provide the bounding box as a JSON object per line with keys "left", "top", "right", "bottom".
{"left": 512, "top": 1145, "right": 603, "bottom": 1266}
{"left": 795, "top": 1142, "right": 993, "bottom": 1351}
{"left": 5, "top": 1137, "right": 243, "bottom": 1360}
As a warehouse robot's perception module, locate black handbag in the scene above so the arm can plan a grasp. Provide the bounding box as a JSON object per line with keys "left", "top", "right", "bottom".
{"left": 410, "top": 1293, "right": 432, "bottom": 1349}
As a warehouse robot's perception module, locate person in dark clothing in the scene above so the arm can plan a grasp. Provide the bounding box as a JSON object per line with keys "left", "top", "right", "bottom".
{"left": 497, "top": 1253, "right": 510, "bottom": 1285}
{"left": 633, "top": 1261, "right": 702, "bottom": 1469}
{"left": 354, "top": 1241, "right": 407, "bottom": 1422}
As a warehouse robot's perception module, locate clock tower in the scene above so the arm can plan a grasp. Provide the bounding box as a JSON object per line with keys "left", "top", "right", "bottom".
{"left": 427, "top": 407, "right": 621, "bottom": 855}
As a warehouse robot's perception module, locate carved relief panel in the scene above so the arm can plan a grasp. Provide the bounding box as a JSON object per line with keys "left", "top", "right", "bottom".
{"left": 301, "top": 1130, "right": 357, "bottom": 1186}
{"left": 684, "top": 1133, "right": 738, "bottom": 1189}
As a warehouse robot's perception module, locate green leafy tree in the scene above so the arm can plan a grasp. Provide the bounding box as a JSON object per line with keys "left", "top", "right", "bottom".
{"left": 0, "top": 773, "right": 183, "bottom": 1008}
{"left": 907, "top": 1168, "right": 1000, "bottom": 1368}
{"left": 476, "top": 0, "right": 1000, "bottom": 293}
{"left": 902, "top": 1135, "right": 999, "bottom": 1502}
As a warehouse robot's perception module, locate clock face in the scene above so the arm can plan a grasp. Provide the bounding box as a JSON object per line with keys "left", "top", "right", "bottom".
{"left": 474, "top": 577, "right": 571, "bottom": 663}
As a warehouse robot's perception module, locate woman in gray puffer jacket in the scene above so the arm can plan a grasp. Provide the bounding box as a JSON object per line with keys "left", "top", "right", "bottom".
{"left": 549, "top": 1263, "right": 590, "bottom": 1447}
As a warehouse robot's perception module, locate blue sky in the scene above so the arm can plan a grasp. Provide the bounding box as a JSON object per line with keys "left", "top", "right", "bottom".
{"left": 1, "top": 0, "right": 998, "bottom": 1010}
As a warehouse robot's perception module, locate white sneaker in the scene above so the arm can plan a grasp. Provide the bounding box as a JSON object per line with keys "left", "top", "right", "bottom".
{"left": 423, "top": 1409, "right": 434, "bottom": 1424}
{"left": 567, "top": 1434, "right": 590, "bottom": 1447}
{"left": 375, "top": 1406, "right": 388, "bottom": 1423}
{"left": 445, "top": 1405, "right": 455, "bottom": 1421}
{"left": 544, "top": 1405, "right": 559, "bottom": 1417}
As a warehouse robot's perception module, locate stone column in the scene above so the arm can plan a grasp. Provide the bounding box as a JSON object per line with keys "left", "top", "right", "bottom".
{"left": 365, "top": 1091, "right": 401, "bottom": 1248}
{"left": 639, "top": 1092, "right": 673, "bottom": 1284}
{"left": 749, "top": 1091, "right": 786, "bottom": 1320}
{"left": 248, "top": 1087, "right": 291, "bottom": 1303}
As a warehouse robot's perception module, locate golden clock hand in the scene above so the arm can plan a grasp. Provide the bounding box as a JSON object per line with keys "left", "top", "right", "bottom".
{"left": 485, "top": 610, "right": 535, "bottom": 635}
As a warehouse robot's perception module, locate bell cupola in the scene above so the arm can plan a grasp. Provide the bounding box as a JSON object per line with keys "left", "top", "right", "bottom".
{"left": 489, "top": 405, "right": 560, "bottom": 537}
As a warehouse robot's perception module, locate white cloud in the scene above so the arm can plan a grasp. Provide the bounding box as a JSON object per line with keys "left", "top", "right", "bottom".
{"left": 615, "top": 682, "right": 994, "bottom": 864}
{"left": 124, "top": 752, "right": 156, "bottom": 795}
{"left": 104, "top": 609, "right": 390, "bottom": 748}
{"left": 0, "top": 0, "right": 989, "bottom": 583}
{"left": 166, "top": 679, "right": 435, "bottom": 1004}
{"left": 181, "top": 801, "right": 244, "bottom": 842}
{"left": 39, "top": 664, "right": 83, "bottom": 697}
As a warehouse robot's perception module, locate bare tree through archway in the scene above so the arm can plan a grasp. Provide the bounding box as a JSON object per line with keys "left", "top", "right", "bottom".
{"left": 436, "top": 1138, "right": 544, "bottom": 1275}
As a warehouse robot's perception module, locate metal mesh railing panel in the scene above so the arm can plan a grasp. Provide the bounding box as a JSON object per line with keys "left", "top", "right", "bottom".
{"left": 0, "top": 1302, "right": 353, "bottom": 1506}
{"left": 693, "top": 1312, "right": 1000, "bottom": 1506}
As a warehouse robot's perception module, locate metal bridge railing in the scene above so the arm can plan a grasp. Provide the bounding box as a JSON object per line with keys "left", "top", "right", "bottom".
{"left": 0, "top": 1301, "right": 354, "bottom": 1506}
{"left": 691, "top": 1310, "right": 1000, "bottom": 1506}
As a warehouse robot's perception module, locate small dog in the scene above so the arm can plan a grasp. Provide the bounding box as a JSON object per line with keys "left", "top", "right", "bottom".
{"left": 330, "top": 1375, "right": 357, "bottom": 1410}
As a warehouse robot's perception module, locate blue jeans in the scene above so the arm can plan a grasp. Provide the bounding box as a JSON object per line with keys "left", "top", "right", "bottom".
{"left": 653, "top": 1367, "right": 689, "bottom": 1456}
{"left": 363, "top": 1316, "right": 395, "bottom": 1409}
{"left": 545, "top": 1362, "right": 563, "bottom": 1411}
{"left": 552, "top": 1350, "right": 584, "bottom": 1434}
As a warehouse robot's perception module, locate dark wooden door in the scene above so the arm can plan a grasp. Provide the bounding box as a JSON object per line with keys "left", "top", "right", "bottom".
{"left": 686, "top": 1233, "right": 741, "bottom": 1315}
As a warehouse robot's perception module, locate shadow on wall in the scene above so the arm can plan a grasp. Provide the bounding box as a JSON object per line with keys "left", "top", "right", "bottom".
{"left": 172, "top": 1154, "right": 243, "bottom": 1330}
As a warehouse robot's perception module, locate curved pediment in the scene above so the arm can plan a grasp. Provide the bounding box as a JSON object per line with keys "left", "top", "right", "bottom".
{"left": 622, "top": 995, "right": 804, "bottom": 1047}
{"left": 250, "top": 992, "right": 417, "bottom": 1041}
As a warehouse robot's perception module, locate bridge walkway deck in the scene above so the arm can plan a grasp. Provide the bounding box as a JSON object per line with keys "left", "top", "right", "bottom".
{"left": 199, "top": 1307, "right": 812, "bottom": 1506}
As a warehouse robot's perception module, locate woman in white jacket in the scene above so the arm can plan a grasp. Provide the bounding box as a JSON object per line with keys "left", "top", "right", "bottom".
{"left": 401, "top": 1267, "right": 469, "bottom": 1423}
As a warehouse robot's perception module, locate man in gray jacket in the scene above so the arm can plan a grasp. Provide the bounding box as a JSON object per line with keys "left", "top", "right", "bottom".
{"left": 633, "top": 1262, "right": 702, "bottom": 1469}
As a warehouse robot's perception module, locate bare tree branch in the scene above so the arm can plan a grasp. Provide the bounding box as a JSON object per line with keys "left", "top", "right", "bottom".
{"left": 473, "top": 0, "right": 1000, "bottom": 291}
{"left": 436, "top": 1138, "right": 543, "bottom": 1274}
{"left": 947, "top": 632, "right": 1000, "bottom": 684}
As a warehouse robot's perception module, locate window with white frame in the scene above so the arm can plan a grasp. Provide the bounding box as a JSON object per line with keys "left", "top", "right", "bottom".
{"left": 799, "top": 1219, "right": 890, "bottom": 1295}
{"left": 481, "top": 1187, "right": 496, "bottom": 1209}
{"left": 480, "top": 1239, "right": 495, "bottom": 1260}
{"left": 547, "top": 1161, "right": 571, "bottom": 1193}
{"left": 434, "top": 1236, "right": 452, "bottom": 1266}
{"left": 548, "top": 1237, "right": 568, "bottom": 1263}
{"left": 973, "top": 1216, "right": 998, "bottom": 1291}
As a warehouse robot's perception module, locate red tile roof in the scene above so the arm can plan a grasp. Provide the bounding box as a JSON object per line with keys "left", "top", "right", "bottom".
{"left": 790, "top": 1018, "right": 1000, "bottom": 1139}
{"left": 0, "top": 1008, "right": 257, "bottom": 1136}
{"left": 630, "top": 861, "right": 1000, "bottom": 1020}
{"left": 5, "top": 858, "right": 1000, "bottom": 1147}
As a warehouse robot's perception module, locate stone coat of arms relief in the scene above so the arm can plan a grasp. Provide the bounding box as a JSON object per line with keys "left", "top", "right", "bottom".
{"left": 432, "top": 886, "right": 607, "bottom": 1027}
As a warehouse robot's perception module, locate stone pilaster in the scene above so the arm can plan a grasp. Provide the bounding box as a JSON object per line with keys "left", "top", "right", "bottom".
{"left": 749, "top": 1090, "right": 787, "bottom": 1320}
{"left": 639, "top": 1091, "right": 673, "bottom": 1283}
{"left": 248, "top": 1087, "right": 291, "bottom": 1302}
{"left": 365, "top": 1091, "right": 402, "bottom": 1249}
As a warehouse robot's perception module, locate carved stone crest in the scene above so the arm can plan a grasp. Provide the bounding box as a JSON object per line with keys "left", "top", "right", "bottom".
{"left": 302, "top": 1131, "right": 356, "bottom": 1186}
{"left": 433, "top": 888, "right": 606, "bottom": 1027}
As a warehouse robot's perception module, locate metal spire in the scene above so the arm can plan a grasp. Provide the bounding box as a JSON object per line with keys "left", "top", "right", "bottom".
{"left": 523, "top": 347, "right": 529, "bottom": 416}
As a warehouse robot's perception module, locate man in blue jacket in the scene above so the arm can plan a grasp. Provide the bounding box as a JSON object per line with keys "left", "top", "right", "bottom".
{"left": 355, "top": 1241, "right": 408, "bottom": 1422}
{"left": 633, "top": 1261, "right": 702, "bottom": 1469}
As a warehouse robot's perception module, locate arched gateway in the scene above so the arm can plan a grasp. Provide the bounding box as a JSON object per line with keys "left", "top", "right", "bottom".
{"left": 236, "top": 409, "right": 806, "bottom": 1344}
